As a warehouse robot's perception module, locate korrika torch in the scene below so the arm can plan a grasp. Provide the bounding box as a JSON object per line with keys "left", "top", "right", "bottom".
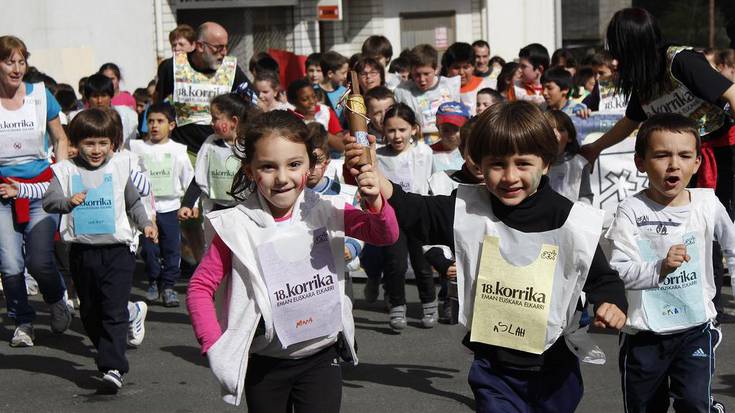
{"left": 344, "top": 71, "right": 372, "bottom": 166}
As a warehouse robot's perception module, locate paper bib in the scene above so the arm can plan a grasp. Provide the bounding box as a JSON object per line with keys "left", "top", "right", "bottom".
{"left": 207, "top": 148, "right": 239, "bottom": 202}
{"left": 637, "top": 231, "right": 707, "bottom": 332}
{"left": 470, "top": 235, "right": 558, "bottom": 354}
{"left": 258, "top": 227, "right": 342, "bottom": 348}
{"left": 143, "top": 153, "right": 175, "bottom": 197}
{"left": 71, "top": 173, "right": 116, "bottom": 235}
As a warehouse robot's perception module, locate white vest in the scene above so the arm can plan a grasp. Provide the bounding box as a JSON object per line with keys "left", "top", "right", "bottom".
{"left": 376, "top": 142, "right": 433, "bottom": 195}
{"left": 129, "top": 139, "right": 189, "bottom": 201}
{"left": 194, "top": 135, "right": 239, "bottom": 208}
{"left": 607, "top": 189, "right": 719, "bottom": 334}
{"left": 0, "top": 82, "right": 48, "bottom": 166}
{"left": 547, "top": 154, "right": 588, "bottom": 202}
{"left": 204, "top": 189, "right": 358, "bottom": 406}
{"left": 52, "top": 155, "right": 135, "bottom": 245}
{"left": 453, "top": 185, "right": 603, "bottom": 353}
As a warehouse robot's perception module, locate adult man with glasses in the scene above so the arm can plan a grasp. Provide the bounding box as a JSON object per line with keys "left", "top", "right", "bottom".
{"left": 155, "top": 21, "right": 255, "bottom": 156}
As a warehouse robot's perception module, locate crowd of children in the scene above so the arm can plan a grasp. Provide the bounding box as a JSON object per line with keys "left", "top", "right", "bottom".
{"left": 1, "top": 7, "right": 735, "bottom": 412}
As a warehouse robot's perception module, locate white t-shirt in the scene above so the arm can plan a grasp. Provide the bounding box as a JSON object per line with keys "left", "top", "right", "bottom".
{"left": 129, "top": 139, "right": 194, "bottom": 213}
{"left": 393, "top": 76, "right": 461, "bottom": 138}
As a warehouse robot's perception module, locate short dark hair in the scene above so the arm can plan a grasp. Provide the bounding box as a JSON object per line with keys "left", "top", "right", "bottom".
{"left": 388, "top": 56, "right": 409, "bottom": 74}
{"left": 407, "top": 44, "right": 438, "bottom": 69}
{"left": 147, "top": 102, "right": 176, "bottom": 122}
{"left": 307, "top": 122, "right": 329, "bottom": 153}
{"left": 361, "top": 35, "right": 393, "bottom": 61}
{"left": 255, "top": 70, "right": 281, "bottom": 89}
{"left": 249, "top": 52, "right": 279, "bottom": 75}
{"left": 468, "top": 100, "right": 558, "bottom": 166}
{"left": 286, "top": 79, "right": 312, "bottom": 104}
{"left": 68, "top": 108, "right": 120, "bottom": 146}
{"left": 305, "top": 52, "right": 322, "bottom": 70}
{"left": 477, "top": 87, "right": 504, "bottom": 104}
{"left": 544, "top": 110, "right": 579, "bottom": 155}
{"left": 84, "top": 73, "right": 114, "bottom": 98}
{"left": 540, "top": 66, "right": 573, "bottom": 91}
{"left": 551, "top": 48, "right": 577, "bottom": 69}
{"left": 133, "top": 88, "right": 151, "bottom": 103}
{"left": 365, "top": 86, "right": 394, "bottom": 104}
{"left": 518, "top": 43, "right": 550, "bottom": 71}
{"left": 442, "top": 42, "right": 475, "bottom": 69}
{"left": 320, "top": 51, "right": 348, "bottom": 74}
{"left": 635, "top": 113, "right": 701, "bottom": 159}
{"left": 581, "top": 51, "right": 614, "bottom": 68}
{"left": 53, "top": 84, "right": 78, "bottom": 113}
{"left": 169, "top": 24, "right": 196, "bottom": 44}
{"left": 472, "top": 40, "right": 490, "bottom": 50}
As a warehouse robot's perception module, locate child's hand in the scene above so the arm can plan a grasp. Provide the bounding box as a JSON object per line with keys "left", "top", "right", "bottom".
{"left": 178, "top": 207, "right": 194, "bottom": 221}
{"left": 356, "top": 164, "right": 382, "bottom": 211}
{"left": 0, "top": 179, "right": 19, "bottom": 199}
{"left": 192, "top": 207, "right": 200, "bottom": 219}
{"left": 344, "top": 246, "right": 352, "bottom": 261}
{"left": 592, "top": 302, "right": 626, "bottom": 330}
{"left": 344, "top": 134, "right": 377, "bottom": 177}
{"left": 144, "top": 225, "right": 159, "bottom": 243}
{"left": 661, "top": 244, "right": 689, "bottom": 277}
{"left": 69, "top": 191, "right": 87, "bottom": 207}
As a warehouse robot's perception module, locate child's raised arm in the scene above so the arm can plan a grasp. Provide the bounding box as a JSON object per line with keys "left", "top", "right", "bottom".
{"left": 42, "top": 175, "right": 86, "bottom": 214}
{"left": 187, "top": 235, "right": 232, "bottom": 354}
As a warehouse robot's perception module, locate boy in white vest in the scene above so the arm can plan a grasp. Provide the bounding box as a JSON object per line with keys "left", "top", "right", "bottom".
{"left": 42, "top": 109, "right": 158, "bottom": 393}
{"left": 130, "top": 103, "right": 194, "bottom": 307}
{"left": 606, "top": 113, "right": 731, "bottom": 412}
{"left": 344, "top": 100, "right": 628, "bottom": 412}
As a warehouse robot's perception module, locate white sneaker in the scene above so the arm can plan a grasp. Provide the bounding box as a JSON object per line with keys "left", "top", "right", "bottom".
{"left": 102, "top": 369, "right": 124, "bottom": 391}
{"left": 127, "top": 301, "right": 147, "bottom": 346}
{"left": 10, "top": 323, "right": 34, "bottom": 347}
{"left": 49, "top": 298, "right": 72, "bottom": 333}
{"left": 25, "top": 272, "right": 38, "bottom": 296}
{"left": 63, "top": 290, "right": 75, "bottom": 316}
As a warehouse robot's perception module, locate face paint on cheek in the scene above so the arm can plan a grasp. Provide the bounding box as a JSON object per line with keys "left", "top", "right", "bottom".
{"left": 299, "top": 173, "right": 307, "bottom": 190}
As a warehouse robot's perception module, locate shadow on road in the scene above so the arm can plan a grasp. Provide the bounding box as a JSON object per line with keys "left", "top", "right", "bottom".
{"left": 160, "top": 345, "right": 208, "bottom": 367}
{"left": 715, "top": 374, "right": 735, "bottom": 397}
{"left": 0, "top": 353, "right": 99, "bottom": 390}
{"left": 343, "top": 362, "right": 475, "bottom": 409}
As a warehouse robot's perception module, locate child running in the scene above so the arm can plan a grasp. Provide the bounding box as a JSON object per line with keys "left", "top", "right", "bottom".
{"left": 43, "top": 108, "right": 158, "bottom": 392}
{"left": 186, "top": 110, "right": 398, "bottom": 411}
{"left": 130, "top": 103, "right": 194, "bottom": 306}
{"left": 544, "top": 110, "right": 593, "bottom": 204}
{"left": 362, "top": 103, "right": 437, "bottom": 330}
{"left": 179, "top": 93, "right": 254, "bottom": 242}
{"left": 606, "top": 114, "right": 731, "bottom": 413}
{"left": 345, "top": 100, "right": 627, "bottom": 412}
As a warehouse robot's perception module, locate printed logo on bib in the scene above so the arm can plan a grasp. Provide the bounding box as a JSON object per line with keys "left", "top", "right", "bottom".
{"left": 71, "top": 174, "right": 116, "bottom": 235}
{"left": 470, "top": 236, "right": 557, "bottom": 354}
{"left": 637, "top": 231, "right": 707, "bottom": 331}
{"left": 207, "top": 150, "right": 240, "bottom": 201}
{"left": 258, "top": 227, "right": 342, "bottom": 348}
{"left": 143, "top": 153, "right": 175, "bottom": 197}
{"left": 0, "top": 118, "right": 36, "bottom": 133}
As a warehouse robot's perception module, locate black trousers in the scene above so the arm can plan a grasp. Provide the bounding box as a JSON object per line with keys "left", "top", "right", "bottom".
{"left": 245, "top": 345, "right": 342, "bottom": 413}
{"left": 619, "top": 323, "right": 721, "bottom": 413}
{"left": 70, "top": 243, "right": 135, "bottom": 374}
{"left": 362, "top": 230, "right": 436, "bottom": 307}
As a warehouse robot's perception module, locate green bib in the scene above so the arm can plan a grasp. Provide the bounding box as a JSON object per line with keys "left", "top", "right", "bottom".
{"left": 143, "top": 153, "right": 175, "bottom": 197}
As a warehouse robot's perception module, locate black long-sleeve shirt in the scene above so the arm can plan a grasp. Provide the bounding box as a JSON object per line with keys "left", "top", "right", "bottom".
{"left": 388, "top": 176, "right": 627, "bottom": 369}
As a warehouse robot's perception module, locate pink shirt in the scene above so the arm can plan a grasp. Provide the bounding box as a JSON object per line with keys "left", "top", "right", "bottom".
{"left": 112, "top": 91, "right": 137, "bottom": 110}
{"left": 187, "top": 200, "right": 399, "bottom": 353}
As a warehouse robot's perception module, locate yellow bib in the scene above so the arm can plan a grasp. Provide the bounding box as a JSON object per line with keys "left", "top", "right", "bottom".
{"left": 470, "top": 235, "right": 558, "bottom": 354}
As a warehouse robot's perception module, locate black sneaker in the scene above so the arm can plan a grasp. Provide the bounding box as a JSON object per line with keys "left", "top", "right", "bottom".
{"left": 101, "top": 369, "right": 123, "bottom": 392}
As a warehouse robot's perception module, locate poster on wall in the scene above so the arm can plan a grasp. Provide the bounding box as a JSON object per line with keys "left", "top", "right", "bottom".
{"left": 573, "top": 114, "right": 648, "bottom": 227}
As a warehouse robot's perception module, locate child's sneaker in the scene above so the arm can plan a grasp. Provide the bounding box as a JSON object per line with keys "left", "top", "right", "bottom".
{"left": 712, "top": 399, "right": 726, "bottom": 413}
{"left": 127, "top": 301, "right": 148, "bottom": 347}
{"left": 389, "top": 305, "right": 407, "bottom": 332}
{"left": 163, "top": 289, "right": 179, "bottom": 307}
{"left": 63, "top": 290, "right": 75, "bottom": 317}
{"left": 146, "top": 283, "right": 159, "bottom": 302}
{"left": 421, "top": 300, "right": 438, "bottom": 328}
{"left": 10, "top": 323, "right": 34, "bottom": 347}
{"left": 49, "top": 297, "right": 72, "bottom": 333}
{"left": 101, "top": 369, "right": 124, "bottom": 392}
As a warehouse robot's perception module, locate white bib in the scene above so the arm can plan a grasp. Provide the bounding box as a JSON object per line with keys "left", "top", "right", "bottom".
{"left": 53, "top": 155, "right": 135, "bottom": 244}
{"left": 0, "top": 82, "right": 47, "bottom": 166}
{"left": 547, "top": 154, "right": 587, "bottom": 202}
{"left": 453, "top": 185, "right": 603, "bottom": 353}
{"left": 258, "top": 226, "right": 343, "bottom": 348}
{"left": 377, "top": 143, "right": 432, "bottom": 195}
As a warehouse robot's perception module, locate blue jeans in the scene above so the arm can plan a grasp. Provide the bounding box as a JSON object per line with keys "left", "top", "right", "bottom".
{"left": 141, "top": 210, "right": 181, "bottom": 289}
{"left": 0, "top": 198, "right": 66, "bottom": 325}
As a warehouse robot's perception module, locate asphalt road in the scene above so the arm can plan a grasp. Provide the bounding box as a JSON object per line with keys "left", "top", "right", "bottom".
{"left": 1, "top": 268, "right": 733, "bottom": 413}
